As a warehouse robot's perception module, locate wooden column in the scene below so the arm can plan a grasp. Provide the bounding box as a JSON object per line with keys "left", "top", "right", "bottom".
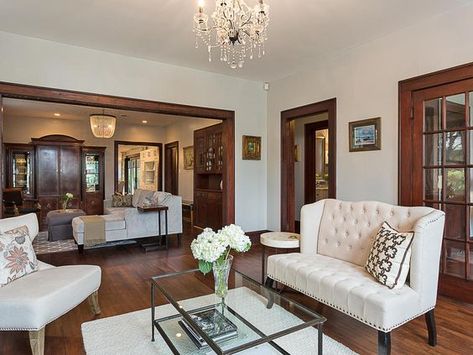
{"left": 0, "top": 95, "right": 3, "bottom": 219}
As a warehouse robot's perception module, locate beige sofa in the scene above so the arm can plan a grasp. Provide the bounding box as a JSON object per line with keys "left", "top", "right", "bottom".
{"left": 0, "top": 213, "right": 101, "bottom": 355}
{"left": 72, "top": 190, "right": 182, "bottom": 250}
{"left": 266, "top": 199, "right": 445, "bottom": 355}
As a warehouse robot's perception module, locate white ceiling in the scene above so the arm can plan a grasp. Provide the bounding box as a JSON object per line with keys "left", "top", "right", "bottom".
{"left": 0, "top": 0, "right": 471, "bottom": 81}
{"left": 3, "top": 98, "right": 211, "bottom": 127}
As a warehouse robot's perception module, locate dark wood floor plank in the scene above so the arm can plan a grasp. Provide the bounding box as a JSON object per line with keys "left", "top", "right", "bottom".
{"left": 1, "top": 225, "right": 472, "bottom": 354}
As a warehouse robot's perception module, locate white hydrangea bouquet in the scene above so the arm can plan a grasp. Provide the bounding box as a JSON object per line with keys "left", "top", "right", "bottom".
{"left": 191, "top": 224, "right": 251, "bottom": 299}
{"left": 62, "top": 192, "right": 74, "bottom": 211}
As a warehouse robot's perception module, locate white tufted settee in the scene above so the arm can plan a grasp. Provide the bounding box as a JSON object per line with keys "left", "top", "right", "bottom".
{"left": 266, "top": 199, "right": 445, "bottom": 355}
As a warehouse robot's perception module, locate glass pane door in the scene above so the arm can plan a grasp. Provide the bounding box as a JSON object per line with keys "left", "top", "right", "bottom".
{"left": 12, "top": 151, "right": 32, "bottom": 195}
{"left": 85, "top": 153, "right": 100, "bottom": 192}
{"left": 418, "top": 88, "right": 473, "bottom": 281}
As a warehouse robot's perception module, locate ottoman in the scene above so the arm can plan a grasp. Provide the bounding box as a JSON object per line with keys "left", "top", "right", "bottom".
{"left": 47, "top": 209, "right": 86, "bottom": 241}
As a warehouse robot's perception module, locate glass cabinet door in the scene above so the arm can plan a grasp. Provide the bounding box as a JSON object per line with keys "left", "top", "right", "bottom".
{"left": 9, "top": 149, "right": 33, "bottom": 197}
{"left": 85, "top": 153, "right": 100, "bottom": 192}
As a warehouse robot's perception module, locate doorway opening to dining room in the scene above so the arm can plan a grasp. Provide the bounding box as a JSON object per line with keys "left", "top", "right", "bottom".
{"left": 281, "top": 98, "right": 336, "bottom": 232}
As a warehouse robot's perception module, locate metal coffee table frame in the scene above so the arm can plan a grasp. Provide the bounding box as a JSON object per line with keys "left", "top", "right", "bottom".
{"left": 151, "top": 268, "right": 326, "bottom": 355}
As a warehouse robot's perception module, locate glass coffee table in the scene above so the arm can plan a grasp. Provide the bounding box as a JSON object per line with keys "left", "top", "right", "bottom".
{"left": 151, "top": 269, "right": 326, "bottom": 354}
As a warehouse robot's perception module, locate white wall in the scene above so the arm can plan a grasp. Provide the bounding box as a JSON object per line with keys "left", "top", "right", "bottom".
{"left": 294, "top": 113, "right": 327, "bottom": 220}
{"left": 165, "top": 118, "right": 218, "bottom": 201}
{"left": 0, "top": 31, "right": 267, "bottom": 231}
{"left": 267, "top": 3, "right": 473, "bottom": 230}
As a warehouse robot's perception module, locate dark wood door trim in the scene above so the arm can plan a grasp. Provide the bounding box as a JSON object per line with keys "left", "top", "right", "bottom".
{"left": 304, "top": 120, "right": 329, "bottom": 205}
{"left": 164, "top": 141, "right": 179, "bottom": 195}
{"left": 281, "top": 98, "right": 337, "bottom": 232}
{"left": 0, "top": 81, "right": 234, "bottom": 224}
{"left": 0, "top": 95, "right": 3, "bottom": 219}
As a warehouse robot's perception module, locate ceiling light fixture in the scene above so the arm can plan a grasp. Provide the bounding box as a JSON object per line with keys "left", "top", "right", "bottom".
{"left": 89, "top": 110, "right": 116, "bottom": 138}
{"left": 53, "top": 113, "right": 61, "bottom": 117}
{"left": 193, "top": 0, "right": 270, "bottom": 69}
{"left": 142, "top": 120, "right": 148, "bottom": 124}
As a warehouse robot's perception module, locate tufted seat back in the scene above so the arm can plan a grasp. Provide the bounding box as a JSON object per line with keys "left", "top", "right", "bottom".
{"left": 315, "top": 199, "right": 435, "bottom": 266}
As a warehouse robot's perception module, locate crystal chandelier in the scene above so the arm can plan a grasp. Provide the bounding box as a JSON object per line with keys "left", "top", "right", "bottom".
{"left": 193, "top": 0, "right": 270, "bottom": 69}
{"left": 89, "top": 112, "right": 116, "bottom": 138}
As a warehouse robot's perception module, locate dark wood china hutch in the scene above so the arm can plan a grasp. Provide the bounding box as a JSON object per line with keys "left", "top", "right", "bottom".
{"left": 193, "top": 123, "right": 224, "bottom": 231}
{"left": 4, "top": 135, "right": 105, "bottom": 230}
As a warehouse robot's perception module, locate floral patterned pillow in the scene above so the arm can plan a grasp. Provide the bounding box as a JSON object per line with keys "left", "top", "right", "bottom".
{"left": 0, "top": 225, "right": 38, "bottom": 287}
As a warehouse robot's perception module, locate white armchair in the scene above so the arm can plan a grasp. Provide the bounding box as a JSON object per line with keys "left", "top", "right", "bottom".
{"left": 0, "top": 213, "right": 102, "bottom": 355}
{"left": 266, "top": 199, "right": 445, "bottom": 355}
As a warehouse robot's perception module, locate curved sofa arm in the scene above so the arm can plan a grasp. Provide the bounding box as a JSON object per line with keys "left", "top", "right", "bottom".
{"left": 300, "top": 200, "right": 326, "bottom": 254}
{"left": 409, "top": 210, "right": 445, "bottom": 309}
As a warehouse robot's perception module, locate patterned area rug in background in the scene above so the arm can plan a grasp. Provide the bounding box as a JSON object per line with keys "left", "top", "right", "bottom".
{"left": 33, "top": 231, "right": 78, "bottom": 255}
{"left": 33, "top": 231, "right": 137, "bottom": 255}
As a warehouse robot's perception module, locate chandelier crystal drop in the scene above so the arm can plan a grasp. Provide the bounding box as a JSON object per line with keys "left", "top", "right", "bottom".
{"left": 193, "top": 0, "right": 270, "bottom": 69}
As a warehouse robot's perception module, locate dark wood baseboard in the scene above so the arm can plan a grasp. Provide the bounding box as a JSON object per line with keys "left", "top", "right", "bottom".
{"left": 439, "top": 274, "right": 473, "bottom": 304}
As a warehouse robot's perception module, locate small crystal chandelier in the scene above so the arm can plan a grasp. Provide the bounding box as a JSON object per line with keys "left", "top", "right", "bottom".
{"left": 193, "top": 0, "right": 270, "bottom": 69}
{"left": 89, "top": 111, "right": 116, "bottom": 138}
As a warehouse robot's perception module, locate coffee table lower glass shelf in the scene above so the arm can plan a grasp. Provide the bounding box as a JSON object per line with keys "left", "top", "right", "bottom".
{"left": 151, "top": 269, "right": 326, "bottom": 354}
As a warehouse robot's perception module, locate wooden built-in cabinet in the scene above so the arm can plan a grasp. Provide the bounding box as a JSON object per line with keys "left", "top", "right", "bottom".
{"left": 193, "top": 124, "right": 224, "bottom": 231}
{"left": 4, "top": 135, "right": 106, "bottom": 230}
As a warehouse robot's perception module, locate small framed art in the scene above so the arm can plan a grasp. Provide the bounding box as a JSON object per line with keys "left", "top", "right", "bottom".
{"left": 349, "top": 117, "right": 381, "bottom": 152}
{"left": 242, "top": 135, "right": 261, "bottom": 160}
{"left": 183, "top": 146, "right": 194, "bottom": 169}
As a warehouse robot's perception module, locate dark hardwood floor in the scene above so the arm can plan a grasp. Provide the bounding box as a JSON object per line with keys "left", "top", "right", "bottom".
{"left": 1, "top": 223, "right": 473, "bottom": 354}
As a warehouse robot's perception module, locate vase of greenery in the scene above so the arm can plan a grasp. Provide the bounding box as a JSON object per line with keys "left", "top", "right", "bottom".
{"left": 62, "top": 192, "right": 73, "bottom": 211}
{"left": 191, "top": 224, "right": 251, "bottom": 301}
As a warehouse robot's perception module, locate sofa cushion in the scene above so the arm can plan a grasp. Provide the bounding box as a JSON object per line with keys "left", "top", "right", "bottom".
{"left": 267, "top": 253, "right": 422, "bottom": 332}
{"left": 365, "top": 222, "right": 414, "bottom": 289}
{"left": 72, "top": 214, "right": 126, "bottom": 233}
{"left": 111, "top": 193, "right": 133, "bottom": 207}
{"left": 0, "top": 225, "right": 38, "bottom": 287}
{"left": 317, "top": 199, "right": 433, "bottom": 267}
{"left": 0, "top": 213, "right": 39, "bottom": 242}
{"left": 0, "top": 264, "right": 101, "bottom": 330}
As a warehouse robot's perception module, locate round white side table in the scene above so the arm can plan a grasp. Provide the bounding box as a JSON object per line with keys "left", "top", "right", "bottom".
{"left": 260, "top": 231, "right": 300, "bottom": 281}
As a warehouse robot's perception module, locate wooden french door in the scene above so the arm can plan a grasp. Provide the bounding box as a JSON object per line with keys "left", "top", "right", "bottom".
{"left": 411, "top": 78, "right": 473, "bottom": 298}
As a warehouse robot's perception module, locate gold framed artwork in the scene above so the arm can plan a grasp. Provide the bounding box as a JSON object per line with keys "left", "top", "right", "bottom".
{"left": 349, "top": 117, "right": 381, "bottom": 152}
{"left": 183, "top": 146, "right": 194, "bottom": 170}
{"left": 242, "top": 135, "right": 261, "bottom": 160}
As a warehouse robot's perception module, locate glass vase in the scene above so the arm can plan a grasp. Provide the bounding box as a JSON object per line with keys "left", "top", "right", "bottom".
{"left": 213, "top": 255, "right": 233, "bottom": 301}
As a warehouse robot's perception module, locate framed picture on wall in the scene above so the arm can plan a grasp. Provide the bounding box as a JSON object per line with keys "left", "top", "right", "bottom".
{"left": 349, "top": 117, "right": 381, "bottom": 152}
{"left": 183, "top": 146, "right": 194, "bottom": 170}
{"left": 242, "top": 135, "right": 261, "bottom": 160}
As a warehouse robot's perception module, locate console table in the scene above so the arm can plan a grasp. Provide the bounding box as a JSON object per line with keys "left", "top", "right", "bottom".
{"left": 138, "top": 205, "right": 169, "bottom": 252}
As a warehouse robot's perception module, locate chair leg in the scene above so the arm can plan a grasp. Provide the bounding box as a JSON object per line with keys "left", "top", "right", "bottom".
{"left": 378, "top": 331, "right": 391, "bottom": 355}
{"left": 88, "top": 290, "right": 101, "bottom": 315}
{"left": 264, "top": 277, "right": 275, "bottom": 309}
{"left": 29, "top": 327, "right": 45, "bottom": 355}
{"left": 425, "top": 309, "right": 437, "bottom": 346}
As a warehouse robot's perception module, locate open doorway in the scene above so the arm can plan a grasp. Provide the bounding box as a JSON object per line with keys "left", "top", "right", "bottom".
{"left": 281, "top": 98, "right": 336, "bottom": 232}
{"left": 0, "top": 82, "right": 235, "bottom": 232}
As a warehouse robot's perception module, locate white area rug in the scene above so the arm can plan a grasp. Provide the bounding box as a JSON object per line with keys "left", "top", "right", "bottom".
{"left": 82, "top": 288, "right": 357, "bottom": 355}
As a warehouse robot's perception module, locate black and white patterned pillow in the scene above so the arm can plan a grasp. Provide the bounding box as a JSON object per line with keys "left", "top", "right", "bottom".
{"left": 365, "top": 222, "right": 414, "bottom": 289}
